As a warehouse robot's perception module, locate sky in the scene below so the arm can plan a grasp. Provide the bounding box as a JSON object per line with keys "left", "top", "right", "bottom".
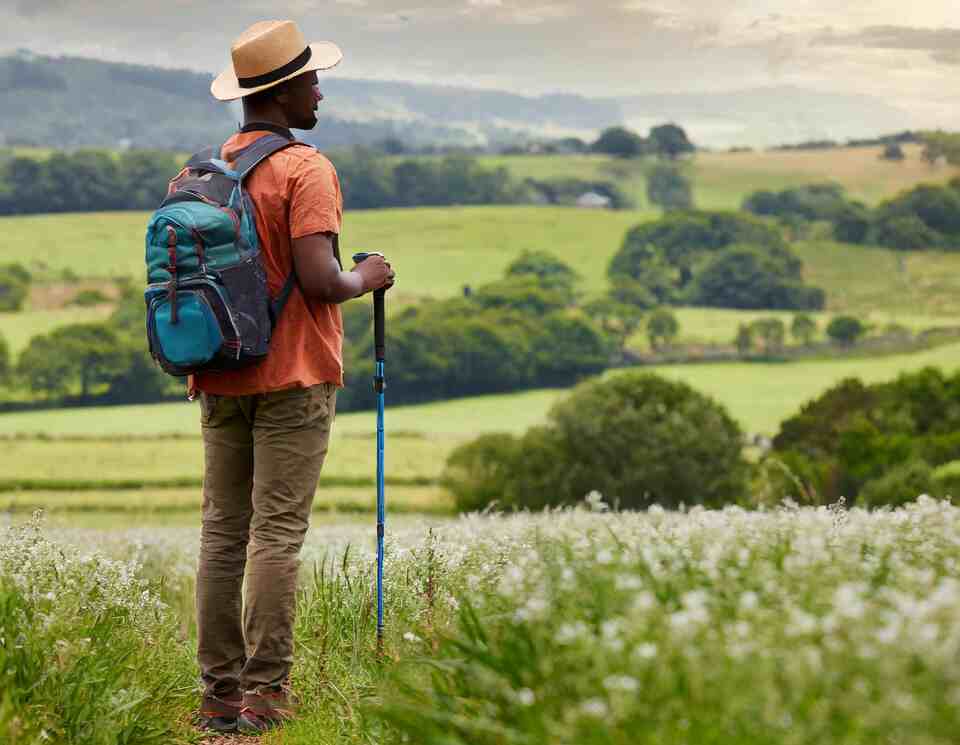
{"left": 3, "top": 0, "right": 960, "bottom": 128}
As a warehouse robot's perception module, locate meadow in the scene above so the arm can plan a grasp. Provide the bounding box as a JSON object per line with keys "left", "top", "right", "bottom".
{"left": 5, "top": 339, "right": 960, "bottom": 521}
{"left": 5, "top": 497, "right": 959, "bottom": 743}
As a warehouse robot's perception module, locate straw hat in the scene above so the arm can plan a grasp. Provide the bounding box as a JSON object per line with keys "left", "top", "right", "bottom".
{"left": 211, "top": 20, "right": 342, "bottom": 101}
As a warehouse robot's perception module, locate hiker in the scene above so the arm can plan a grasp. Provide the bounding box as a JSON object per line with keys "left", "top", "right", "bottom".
{"left": 194, "top": 20, "right": 395, "bottom": 734}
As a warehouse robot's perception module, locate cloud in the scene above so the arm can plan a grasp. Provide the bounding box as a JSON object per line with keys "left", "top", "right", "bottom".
{"left": 16, "top": 0, "right": 67, "bottom": 17}
{"left": 815, "top": 25, "right": 960, "bottom": 65}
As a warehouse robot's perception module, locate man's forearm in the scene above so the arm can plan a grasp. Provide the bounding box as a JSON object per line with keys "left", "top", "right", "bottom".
{"left": 308, "top": 269, "right": 364, "bottom": 304}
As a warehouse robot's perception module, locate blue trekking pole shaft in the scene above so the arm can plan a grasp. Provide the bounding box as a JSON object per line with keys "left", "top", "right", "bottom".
{"left": 373, "top": 287, "right": 386, "bottom": 653}
{"left": 353, "top": 251, "right": 387, "bottom": 654}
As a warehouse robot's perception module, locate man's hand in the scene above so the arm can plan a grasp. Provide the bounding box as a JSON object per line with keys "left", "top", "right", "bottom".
{"left": 351, "top": 254, "right": 395, "bottom": 294}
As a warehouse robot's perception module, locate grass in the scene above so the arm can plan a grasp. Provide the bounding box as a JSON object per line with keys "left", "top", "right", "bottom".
{"left": 0, "top": 306, "right": 112, "bottom": 353}
{"left": 0, "top": 484, "right": 454, "bottom": 516}
{"left": 7, "top": 207, "right": 960, "bottom": 326}
{"left": 0, "top": 206, "right": 647, "bottom": 299}
{"left": 0, "top": 431, "right": 455, "bottom": 482}
{"left": 6, "top": 499, "right": 960, "bottom": 743}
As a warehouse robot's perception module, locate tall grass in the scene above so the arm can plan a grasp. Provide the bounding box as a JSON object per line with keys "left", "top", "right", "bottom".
{"left": 7, "top": 497, "right": 960, "bottom": 744}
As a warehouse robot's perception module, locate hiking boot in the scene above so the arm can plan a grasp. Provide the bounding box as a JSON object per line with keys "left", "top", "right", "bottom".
{"left": 236, "top": 685, "right": 299, "bottom": 733}
{"left": 197, "top": 690, "right": 242, "bottom": 733}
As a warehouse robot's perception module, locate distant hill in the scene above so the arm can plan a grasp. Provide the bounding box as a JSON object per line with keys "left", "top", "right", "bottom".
{"left": 0, "top": 50, "right": 914, "bottom": 151}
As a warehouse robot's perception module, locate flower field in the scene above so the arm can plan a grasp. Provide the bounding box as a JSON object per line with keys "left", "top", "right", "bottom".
{"left": 4, "top": 496, "right": 960, "bottom": 744}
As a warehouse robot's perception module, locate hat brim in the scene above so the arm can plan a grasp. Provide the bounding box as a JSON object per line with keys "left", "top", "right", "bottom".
{"left": 211, "top": 41, "right": 343, "bottom": 101}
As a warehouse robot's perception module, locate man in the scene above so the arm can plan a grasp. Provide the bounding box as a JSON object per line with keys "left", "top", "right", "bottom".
{"left": 196, "top": 19, "right": 394, "bottom": 734}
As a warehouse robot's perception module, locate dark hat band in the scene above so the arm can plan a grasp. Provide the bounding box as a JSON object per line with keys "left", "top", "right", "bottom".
{"left": 237, "top": 46, "right": 312, "bottom": 89}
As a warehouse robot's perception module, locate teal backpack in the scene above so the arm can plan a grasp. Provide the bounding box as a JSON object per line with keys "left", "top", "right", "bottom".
{"left": 144, "top": 133, "right": 303, "bottom": 377}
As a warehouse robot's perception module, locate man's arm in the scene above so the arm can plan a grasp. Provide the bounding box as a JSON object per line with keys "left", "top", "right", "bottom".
{"left": 291, "top": 232, "right": 394, "bottom": 303}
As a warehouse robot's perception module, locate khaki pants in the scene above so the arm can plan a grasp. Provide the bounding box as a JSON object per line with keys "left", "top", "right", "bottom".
{"left": 196, "top": 383, "right": 337, "bottom": 697}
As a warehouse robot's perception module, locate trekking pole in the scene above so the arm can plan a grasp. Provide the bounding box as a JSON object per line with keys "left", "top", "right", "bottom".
{"left": 353, "top": 252, "right": 388, "bottom": 656}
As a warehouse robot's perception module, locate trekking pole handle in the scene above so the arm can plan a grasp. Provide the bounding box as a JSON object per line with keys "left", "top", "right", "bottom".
{"left": 352, "top": 252, "right": 387, "bottom": 364}
{"left": 373, "top": 288, "right": 386, "bottom": 363}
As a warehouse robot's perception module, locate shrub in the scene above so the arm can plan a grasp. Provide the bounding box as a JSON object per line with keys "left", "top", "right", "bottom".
{"left": 859, "top": 460, "right": 936, "bottom": 508}
{"left": 68, "top": 288, "right": 110, "bottom": 306}
{"left": 445, "top": 372, "right": 747, "bottom": 511}
{"left": 872, "top": 214, "right": 942, "bottom": 250}
{"left": 646, "top": 308, "right": 679, "bottom": 350}
{"left": 442, "top": 433, "right": 522, "bottom": 512}
{"left": 690, "top": 246, "right": 825, "bottom": 310}
{"left": 0, "top": 264, "right": 30, "bottom": 311}
{"left": 826, "top": 315, "right": 866, "bottom": 346}
{"left": 0, "top": 331, "right": 8, "bottom": 384}
{"left": 791, "top": 313, "right": 817, "bottom": 345}
{"left": 646, "top": 164, "right": 693, "bottom": 211}
{"left": 773, "top": 368, "right": 960, "bottom": 501}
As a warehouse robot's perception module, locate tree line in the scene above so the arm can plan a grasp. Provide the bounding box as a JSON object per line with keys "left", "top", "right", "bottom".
{"left": 743, "top": 179, "right": 960, "bottom": 251}
{"left": 0, "top": 146, "right": 641, "bottom": 215}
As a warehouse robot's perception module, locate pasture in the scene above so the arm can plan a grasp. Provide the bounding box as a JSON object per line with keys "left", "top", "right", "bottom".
{"left": 13, "top": 340, "right": 960, "bottom": 438}
{"left": 4, "top": 339, "right": 960, "bottom": 518}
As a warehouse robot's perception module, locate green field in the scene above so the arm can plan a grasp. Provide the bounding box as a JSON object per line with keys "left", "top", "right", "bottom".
{"left": 4, "top": 338, "right": 960, "bottom": 449}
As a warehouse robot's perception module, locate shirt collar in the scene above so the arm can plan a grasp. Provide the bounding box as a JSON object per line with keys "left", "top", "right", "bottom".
{"left": 239, "top": 121, "right": 295, "bottom": 141}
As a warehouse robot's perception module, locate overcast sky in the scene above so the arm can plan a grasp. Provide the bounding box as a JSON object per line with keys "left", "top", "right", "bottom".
{"left": 3, "top": 1, "right": 960, "bottom": 127}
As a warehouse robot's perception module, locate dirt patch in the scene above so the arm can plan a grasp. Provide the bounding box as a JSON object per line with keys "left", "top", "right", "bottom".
{"left": 28, "top": 280, "right": 122, "bottom": 311}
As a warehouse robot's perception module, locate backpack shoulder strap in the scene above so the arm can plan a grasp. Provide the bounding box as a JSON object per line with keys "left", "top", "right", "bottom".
{"left": 232, "top": 134, "right": 304, "bottom": 181}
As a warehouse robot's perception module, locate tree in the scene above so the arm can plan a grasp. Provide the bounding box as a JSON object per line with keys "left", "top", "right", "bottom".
{"left": 444, "top": 372, "right": 747, "bottom": 511}
{"left": 734, "top": 323, "right": 753, "bottom": 357}
{"left": 591, "top": 126, "right": 646, "bottom": 158}
{"left": 0, "top": 264, "right": 29, "bottom": 311}
{"left": 646, "top": 308, "right": 679, "bottom": 351}
{"left": 583, "top": 297, "right": 643, "bottom": 359}
{"left": 646, "top": 164, "right": 693, "bottom": 211}
{"left": 826, "top": 315, "right": 866, "bottom": 347}
{"left": 472, "top": 277, "right": 570, "bottom": 315}
{"left": 690, "top": 246, "right": 825, "bottom": 311}
{"left": 506, "top": 251, "right": 580, "bottom": 300}
{"left": 881, "top": 143, "right": 905, "bottom": 161}
{"left": 610, "top": 211, "right": 792, "bottom": 294}
{"left": 18, "top": 322, "right": 127, "bottom": 398}
{"left": 750, "top": 318, "right": 786, "bottom": 355}
{"left": 791, "top": 313, "right": 817, "bottom": 346}
{"left": 772, "top": 368, "right": 960, "bottom": 503}
{"left": 832, "top": 203, "right": 872, "bottom": 244}
{"left": 649, "top": 123, "right": 695, "bottom": 160}
{"left": 0, "top": 331, "right": 9, "bottom": 385}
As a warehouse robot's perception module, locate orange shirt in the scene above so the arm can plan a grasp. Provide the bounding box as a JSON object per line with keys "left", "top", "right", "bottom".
{"left": 195, "top": 129, "right": 344, "bottom": 395}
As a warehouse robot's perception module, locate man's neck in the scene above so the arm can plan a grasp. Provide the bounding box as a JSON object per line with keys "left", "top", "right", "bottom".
{"left": 239, "top": 120, "right": 295, "bottom": 140}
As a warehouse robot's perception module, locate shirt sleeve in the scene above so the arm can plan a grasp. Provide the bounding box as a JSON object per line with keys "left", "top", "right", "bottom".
{"left": 288, "top": 153, "right": 343, "bottom": 240}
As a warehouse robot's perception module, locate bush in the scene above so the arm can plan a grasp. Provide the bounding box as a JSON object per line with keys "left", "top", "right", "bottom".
{"left": 646, "top": 164, "right": 693, "bottom": 211}
{"left": 0, "top": 263, "right": 30, "bottom": 311}
{"left": 690, "top": 246, "right": 826, "bottom": 311}
{"left": 826, "top": 315, "right": 866, "bottom": 346}
{"left": 0, "top": 331, "right": 8, "bottom": 384}
{"left": 442, "top": 433, "right": 521, "bottom": 512}
{"left": 445, "top": 372, "right": 748, "bottom": 511}
{"left": 646, "top": 308, "right": 679, "bottom": 350}
{"left": 772, "top": 368, "right": 960, "bottom": 502}
{"left": 872, "top": 214, "right": 942, "bottom": 250}
{"left": 68, "top": 288, "right": 110, "bottom": 306}
{"left": 859, "top": 460, "right": 936, "bottom": 508}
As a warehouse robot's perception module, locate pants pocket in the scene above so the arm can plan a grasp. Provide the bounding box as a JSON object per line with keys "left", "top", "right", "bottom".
{"left": 200, "top": 393, "right": 221, "bottom": 426}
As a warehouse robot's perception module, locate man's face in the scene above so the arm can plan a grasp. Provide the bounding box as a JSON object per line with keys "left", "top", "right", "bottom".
{"left": 281, "top": 71, "right": 322, "bottom": 129}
